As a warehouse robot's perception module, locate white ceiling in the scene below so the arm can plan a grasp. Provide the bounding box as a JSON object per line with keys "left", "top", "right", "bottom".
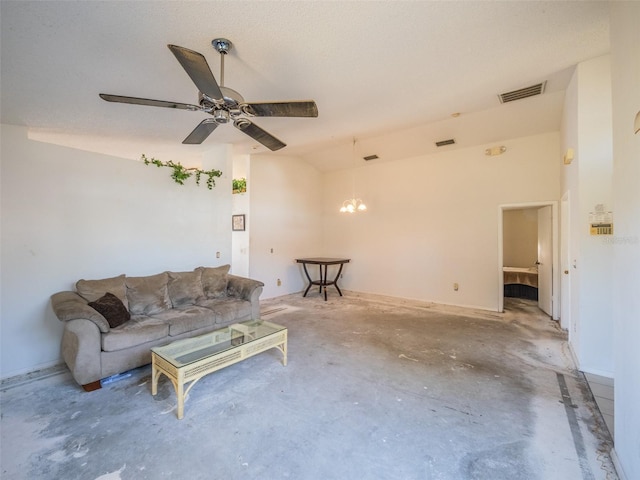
{"left": 1, "top": 1, "right": 610, "bottom": 171}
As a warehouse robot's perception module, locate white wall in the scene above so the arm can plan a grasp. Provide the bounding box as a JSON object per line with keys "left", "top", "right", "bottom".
{"left": 231, "top": 151, "right": 250, "bottom": 277}
{"left": 322, "top": 132, "right": 561, "bottom": 311}
{"left": 561, "top": 55, "right": 614, "bottom": 377}
{"left": 248, "top": 154, "right": 323, "bottom": 299}
{"left": 0, "top": 124, "right": 232, "bottom": 378}
{"left": 609, "top": 3, "right": 640, "bottom": 479}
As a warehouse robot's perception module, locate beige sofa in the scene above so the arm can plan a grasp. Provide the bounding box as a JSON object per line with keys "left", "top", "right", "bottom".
{"left": 50, "top": 265, "right": 264, "bottom": 391}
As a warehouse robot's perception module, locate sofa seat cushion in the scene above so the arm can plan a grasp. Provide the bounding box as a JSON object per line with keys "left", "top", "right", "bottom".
{"left": 151, "top": 305, "right": 216, "bottom": 337}
{"left": 198, "top": 298, "right": 252, "bottom": 324}
{"left": 126, "top": 273, "right": 171, "bottom": 315}
{"left": 101, "top": 315, "right": 168, "bottom": 352}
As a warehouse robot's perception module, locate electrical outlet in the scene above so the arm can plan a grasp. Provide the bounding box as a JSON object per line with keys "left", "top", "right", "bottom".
{"left": 277, "top": 279, "right": 282, "bottom": 287}
{"left": 270, "top": 248, "right": 274, "bottom": 254}
{"left": 453, "top": 283, "right": 459, "bottom": 291}
{"left": 216, "top": 252, "right": 220, "bottom": 259}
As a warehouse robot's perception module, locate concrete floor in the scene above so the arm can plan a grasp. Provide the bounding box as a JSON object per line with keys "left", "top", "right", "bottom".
{"left": 1, "top": 293, "right": 617, "bottom": 479}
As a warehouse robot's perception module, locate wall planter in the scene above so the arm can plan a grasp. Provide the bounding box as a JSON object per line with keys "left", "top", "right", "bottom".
{"left": 232, "top": 178, "right": 247, "bottom": 194}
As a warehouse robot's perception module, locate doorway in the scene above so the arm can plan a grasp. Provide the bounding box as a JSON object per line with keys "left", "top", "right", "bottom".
{"left": 498, "top": 202, "right": 559, "bottom": 319}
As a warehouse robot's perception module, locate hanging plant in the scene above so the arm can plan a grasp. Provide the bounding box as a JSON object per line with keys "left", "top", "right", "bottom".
{"left": 232, "top": 177, "right": 247, "bottom": 194}
{"left": 141, "top": 154, "right": 222, "bottom": 190}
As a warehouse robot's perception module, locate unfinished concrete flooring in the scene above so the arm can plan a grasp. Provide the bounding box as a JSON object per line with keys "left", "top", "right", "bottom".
{"left": 1, "top": 293, "right": 616, "bottom": 479}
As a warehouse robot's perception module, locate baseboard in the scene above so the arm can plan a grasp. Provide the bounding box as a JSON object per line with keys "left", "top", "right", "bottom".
{"left": 567, "top": 342, "right": 581, "bottom": 371}
{"left": 565, "top": 344, "right": 615, "bottom": 379}
{"left": 344, "top": 289, "right": 498, "bottom": 314}
{"left": 611, "top": 448, "right": 628, "bottom": 480}
{"left": 0, "top": 360, "right": 66, "bottom": 384}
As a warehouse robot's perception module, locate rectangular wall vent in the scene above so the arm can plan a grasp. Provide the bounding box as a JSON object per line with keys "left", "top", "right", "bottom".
{"left": 435, "top": 139, "right": 455, "bottom": 147}
{"left": 363, "top": 154, "right": 379, "bottom": 161}
{"left": 498, "top": 81, "right": 546, "bottom": 103}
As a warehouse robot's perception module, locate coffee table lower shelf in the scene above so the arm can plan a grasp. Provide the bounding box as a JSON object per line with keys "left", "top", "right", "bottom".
{"left": 151, "top": 322, "right": 287, "bottom": 419}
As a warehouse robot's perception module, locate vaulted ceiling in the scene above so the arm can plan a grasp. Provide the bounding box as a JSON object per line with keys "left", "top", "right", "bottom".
{"left": 0, "top": 1, "right": 610, "bottom": 171}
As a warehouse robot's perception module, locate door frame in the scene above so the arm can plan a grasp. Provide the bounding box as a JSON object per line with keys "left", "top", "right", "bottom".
{"left": 560, "top": 191, "right": 571, "bottom": 334}
{"left": 498, "top": 201, "right": 559, "bottom": 319}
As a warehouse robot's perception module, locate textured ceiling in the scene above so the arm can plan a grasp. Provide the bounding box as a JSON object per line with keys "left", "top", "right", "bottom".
{"left": 0, "top": 1, "right": 609, "bottom": 171}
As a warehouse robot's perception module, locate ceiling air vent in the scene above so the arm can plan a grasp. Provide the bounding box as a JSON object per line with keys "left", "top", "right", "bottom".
{"left": 363, "top": 154, "right": 379, "bottom": 161}
{"left": 435, "top": 139, "right": 455, "bottom": 147}
{"left": 498, "top": 81, "right": 546, "bottom": 104}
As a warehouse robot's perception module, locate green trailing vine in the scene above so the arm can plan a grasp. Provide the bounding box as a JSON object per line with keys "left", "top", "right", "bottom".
{"left": 141, "top": 154, "right": 222, "bottom": 190}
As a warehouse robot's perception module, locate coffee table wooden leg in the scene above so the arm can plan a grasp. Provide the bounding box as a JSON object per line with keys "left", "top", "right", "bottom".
{"left": 151, "top": 356, "right": 158, "bottom": 396}
{"left": 276, "top": 333, "right": 288, "bottom": 366}
{"left": 281, "top": 340, "right": 288, "bottom": 366}
{"left": 176, "top": 380, "right": 185, "bottom": 420}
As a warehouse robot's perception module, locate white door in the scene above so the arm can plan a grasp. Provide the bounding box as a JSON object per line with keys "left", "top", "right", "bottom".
{"left": 560, "top": 194, "right": 571, "bottom": 332}
{"left": 537, "top": 206, "right": 553, "bottom": 316}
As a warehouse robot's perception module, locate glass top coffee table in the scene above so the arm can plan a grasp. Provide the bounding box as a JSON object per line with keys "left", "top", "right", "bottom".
{"left": 151, "top": 319, "right": 287, "bottom": 419}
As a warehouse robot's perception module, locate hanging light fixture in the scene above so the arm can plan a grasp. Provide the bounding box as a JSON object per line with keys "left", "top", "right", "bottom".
{"left": 339, "top": 137, "right": 367, "bottom": 213}
{"left": 340, "top": 197, "right": 367, "bottom": 213}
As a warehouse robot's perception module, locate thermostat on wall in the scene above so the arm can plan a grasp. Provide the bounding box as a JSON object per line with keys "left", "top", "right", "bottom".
{"left": 589, "top": 205, "right": 613, "bottom": 235}
{"left": 590, "top": 223, "right": 613, "bottom": 235}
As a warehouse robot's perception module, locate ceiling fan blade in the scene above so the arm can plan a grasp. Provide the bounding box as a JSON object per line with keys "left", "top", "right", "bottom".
{"left": 182, "top": 119, "right": 219, "bottom": 144}
{"left": 168, "top": 45, "right": 223, "bottom": 101}
{"left": 234, "top": 119, "right": 286, "bottom": 151}
{"left": 99, "top": 94, "right": 201, "bottom": 111}
{"left": 242, "top": 101, "right": 318, "bottom": 117}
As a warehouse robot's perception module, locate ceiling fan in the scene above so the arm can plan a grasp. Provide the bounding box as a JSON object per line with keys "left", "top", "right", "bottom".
{"left": 99, "top": 38, "right": 318, "bottom": 151}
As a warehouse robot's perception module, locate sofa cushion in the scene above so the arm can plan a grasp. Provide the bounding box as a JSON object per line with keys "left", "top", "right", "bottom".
{"left": 198, "top": 265, "right": 230, "bottom": 299}
{"left": 126, "top": 273, "right": 171, "bottom": 315}
{"left": 151, "top": 305, "right": 216, "bottom": 337}
{"left": 198, "top": 297, "right": 252, "bottom": 324}
{"left": 101, "top": 315, "right": 169, "bottom": 352}
{"left": 88, "top": 292, "right": 131, "bottom": 328}
{"left": 76, "top": 274, "right": 128, "bottom": 310}
{"left": 167, "top": 271, "right": 205, "bottom": 307}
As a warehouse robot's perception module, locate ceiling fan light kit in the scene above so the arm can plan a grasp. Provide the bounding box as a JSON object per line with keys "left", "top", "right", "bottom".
{"left": 99, "top": 38, "right": 318, "bottom": 151}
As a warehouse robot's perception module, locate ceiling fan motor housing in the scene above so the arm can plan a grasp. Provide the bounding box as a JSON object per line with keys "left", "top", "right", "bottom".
{"left": 198, "top": 87, "right": 244, "bottom": 122}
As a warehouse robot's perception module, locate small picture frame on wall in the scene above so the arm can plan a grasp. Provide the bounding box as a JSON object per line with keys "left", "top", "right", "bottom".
{"left": 232, "top": 214, "right": 246, "bottom": 231}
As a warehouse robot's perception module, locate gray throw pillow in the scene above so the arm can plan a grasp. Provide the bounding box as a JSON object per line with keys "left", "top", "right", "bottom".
{"left": 125, "top": 273, "right": 171, "bottom": 315}
{"left": 197, "top": 265, "right": 230, "bottom": 298}
{"left": 167, "top": 270, "right": 205, "bottom": 307}
{"left": 76, "top": 274, "right": 128, "bottom": 310}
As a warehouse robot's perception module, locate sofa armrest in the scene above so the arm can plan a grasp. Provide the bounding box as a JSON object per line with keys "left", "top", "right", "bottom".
{"left": 227, "top": 275, "right": 264, "bottom": 319}
{"left": 62, "top": 318, "right": 103, "bottom": 387}
{"left": 51, "top": 291, "right": 110, "bottom": 333}
{"left": 226, "top": 275, "right": 264, "bottom": 301}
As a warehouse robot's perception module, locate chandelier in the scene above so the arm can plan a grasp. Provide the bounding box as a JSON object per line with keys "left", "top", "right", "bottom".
{"left": 340, "top": 197, "right": 367, "bottom": 213}
{"left": 339, "top": 137, "right": 367, "bottom": 213}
